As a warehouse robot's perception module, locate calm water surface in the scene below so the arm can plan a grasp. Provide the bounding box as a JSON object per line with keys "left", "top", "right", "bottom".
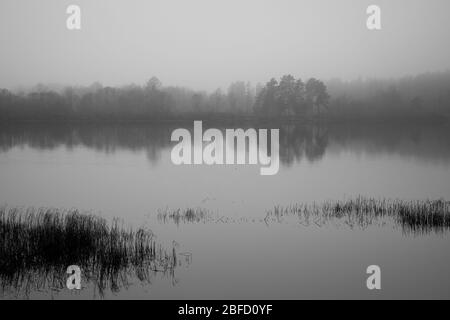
{"left": 1, "top": 123, "right": 450, "bottom": 299}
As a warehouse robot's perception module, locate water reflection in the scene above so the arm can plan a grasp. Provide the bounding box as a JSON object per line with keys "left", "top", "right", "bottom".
{"left": 1, "top": 123, "right": 449, "bottom": 166}
{"left": 0, "top": 124, "right": 174, "bottom": 164}
{"left": 1, "top": 123, "right": 450, "bottom": 300}
{"left": 280, "top": 124, "right": 329, "bottom": 165}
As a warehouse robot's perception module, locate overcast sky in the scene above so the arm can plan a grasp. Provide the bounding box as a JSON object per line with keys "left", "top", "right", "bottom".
{"left": 1, "top": 0, "right": 450, "bottom": 91}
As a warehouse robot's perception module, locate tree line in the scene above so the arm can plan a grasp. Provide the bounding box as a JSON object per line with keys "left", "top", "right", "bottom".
{"left": 1, "top": 72, "right": 449, "bottom": 122}
{"left": 326, "top": 71, "right": 450, "bottom": 120}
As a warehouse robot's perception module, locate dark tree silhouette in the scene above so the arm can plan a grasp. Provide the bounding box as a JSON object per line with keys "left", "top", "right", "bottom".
{"left": 305, "top": 78, "right": 330, "bottom": 115}
{"left": 254, "top": 75, "right": 329, "bottom": 117}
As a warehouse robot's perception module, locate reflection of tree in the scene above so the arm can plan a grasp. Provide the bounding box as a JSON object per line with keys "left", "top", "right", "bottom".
{"left": 0, "top": 124, "right": 174, "bottom": 165}
{"left": 1, "top": 123, "right": 450, "bottom": 166}
{"left": 279, "top": 125, "right": 329, "bottom": 166}
{"left": 0, "top": 124, "right": 328, "bottom": 166}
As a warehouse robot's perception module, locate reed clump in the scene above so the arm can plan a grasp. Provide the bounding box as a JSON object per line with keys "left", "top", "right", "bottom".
{"left": 396, "top": 199, "right": 450, "bottom": 234}
{"left": 265, "top": 197, "right": 450, "bottom": 233}
{"left": 0, "top": 207, "right": 176, "bottom": 296}
{"left": 157, "top": 208, "right": 212, "bottom": 225}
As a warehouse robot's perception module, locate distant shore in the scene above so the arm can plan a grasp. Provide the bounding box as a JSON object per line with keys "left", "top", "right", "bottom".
{"left": 0, "top": 113, "right": 448, "bottom": 125}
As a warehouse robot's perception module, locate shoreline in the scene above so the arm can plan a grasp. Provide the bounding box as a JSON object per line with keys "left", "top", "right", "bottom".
{"left": 0, "top": 114, "right": 448, "bottom": 126}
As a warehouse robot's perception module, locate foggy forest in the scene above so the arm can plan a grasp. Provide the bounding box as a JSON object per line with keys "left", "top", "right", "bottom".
{"left": 1, "top": 71, "right": 449, "bottom": 122}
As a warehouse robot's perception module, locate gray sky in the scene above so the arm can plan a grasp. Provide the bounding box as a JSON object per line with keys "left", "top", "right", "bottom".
{"left": 1, "top": 0, "right": 450, "bottom": 91}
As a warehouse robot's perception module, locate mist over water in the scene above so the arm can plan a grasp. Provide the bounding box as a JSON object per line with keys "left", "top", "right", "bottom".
{"left": 1, "top": 123, "right": 450, "bottom": 299}
{"left": 1, "top": 123, "right": 450, "bottom": 218}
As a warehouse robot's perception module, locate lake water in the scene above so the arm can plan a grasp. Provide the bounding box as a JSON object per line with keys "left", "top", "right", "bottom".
{"left": 1, "top": 122, "right": 450, "bottom": 299}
